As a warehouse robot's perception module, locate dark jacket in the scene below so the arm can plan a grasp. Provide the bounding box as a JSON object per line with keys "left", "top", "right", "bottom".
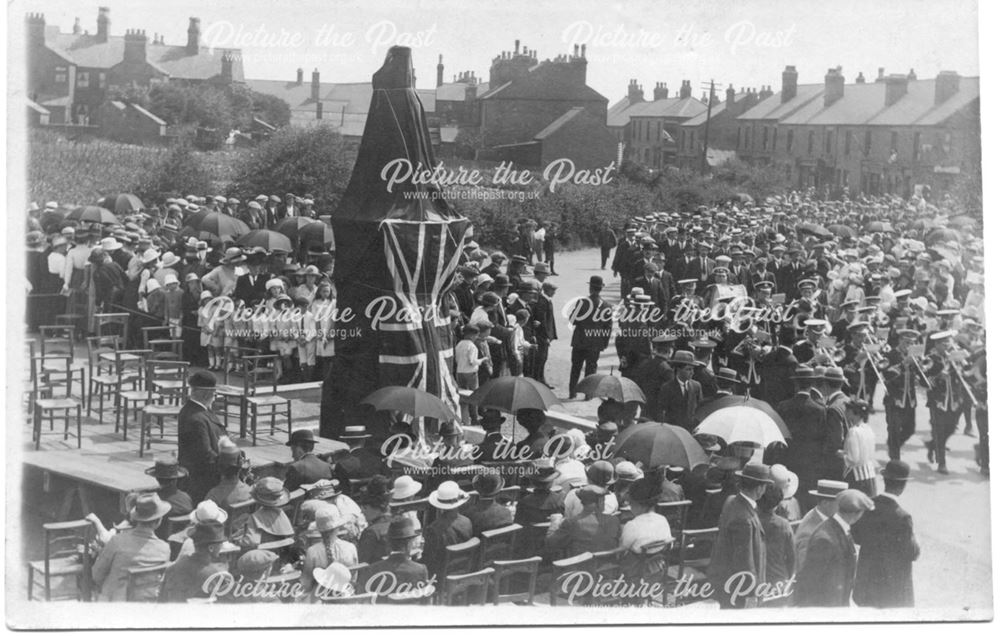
{"left": 775, "top": 393, "right": 828, "bottom": 497}
{"left": 466, "top": 499, "right": 514, "bottom": 535}
{"left": 707, "top": 493, "right": 767, "bottom": 607}
{"left": 655, "top": 378, "right": 703, "bottom": 430}
{"left": 360, "top": 553, "right": 430, "bottom": 598}
{"left": 795, "top": 516, "right": 857, "bottom": 607}
{"left": 570, "top": 294, "right": 612, "bottom": 351}
{"left": 421, "top": 513, "right": 474, "bottom": 579}
{"left": 515, "top": 488, "right": 565, "bottom": 526}
{"left": 357, "top": 512, "right": 393, "bottom": 565}
{"left": 851, "top": 494, "right": 919, "bottom": 607}
{"left": 284, "top": 453, "right": 334, "bottom": 492}
{"left": 233, "top": 273, "right": 270, "bottom": 308}
{"left": 544, "top": 511, "right": 621, "bottom": 558}
{"left": 177, "top": 401, "right": 227, "bottom": 501}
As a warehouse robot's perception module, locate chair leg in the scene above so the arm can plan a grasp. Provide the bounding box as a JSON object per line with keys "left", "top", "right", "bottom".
{"left": 139, "top": 412, "right": 146, "bottom": 457}
{"left": 77, "top": 405, "right": 82, "bottom": 448}
{"left": 86, "top": 381, "right": 94, "bottom": 417}
{"left": 251, "top": 407, "right": 257, "bottom": 446}
{"left": 63, "top": 409, "right": 70, "bottom": 441}
{"left": 27, "top": 567, "right": 33, "bottom": 600}
{"left": 270, "top": 409, "right": 276, "bottom": 436}
{"left": 287, "top": 403, "right": 292, "bottom": 437}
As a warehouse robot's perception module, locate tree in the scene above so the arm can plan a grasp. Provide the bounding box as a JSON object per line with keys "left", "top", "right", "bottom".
{"left": 135, "top": 143, "right": 213, "bottom": 202}
{"left": 250, "top": 91, "right": 291, "bottom": 128}
{"left": 226, "top": 125, "right": 355, "bottom": 213}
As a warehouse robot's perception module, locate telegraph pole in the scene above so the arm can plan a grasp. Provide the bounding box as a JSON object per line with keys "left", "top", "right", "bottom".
{"left": 700, "top": 80, "right": 716, "bottom": 175}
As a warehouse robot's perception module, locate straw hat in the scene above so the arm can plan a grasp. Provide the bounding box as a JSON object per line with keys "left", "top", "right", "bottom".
{"left": 428, "top": 481, "right": 470, "bottom": 510}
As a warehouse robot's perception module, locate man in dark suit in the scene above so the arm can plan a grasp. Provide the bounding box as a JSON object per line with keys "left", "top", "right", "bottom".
{"left": 758, "top": 326, "right": 799, "bottom": 405}
{"left": 568, "top": 276, "right": 613, "bottom": 398}
{"left": 611, "top": 226, "right": 642, "bottom": 299}
{"left": 360, "top": 516, "right": 432, "bottom": 600}
{"left": 283, "top": 429, "right": 334, "bottom": 492}
{"left": 332, "top": 426, "right": 386, "bottom": 483}
{"left": 821, "top": 366, "right": 850, "bottom": 481}
{"left": 684, "top": 242, "right": 715, "bottom": 294}
{"left": 531, "top": 280, "right": 558, "bottom": 386}
{"left": 795, "top": 489, "right": 874, "bottom": 607}
{"left": 177, "top": 370, "right": 228, "bottom": 503}
{"left": 466, "top": 472, "right": 514, "bottom": 534}
{"left": 632, "top": 334, "right": 676, "bottom": 419}
{"left": 852, "top": 461, "right": 920, "bottom": 608}
{"left": 654, "top": 351, "right": 703, "bottom": 430}
{"left": 671, "top": 244, "right": 698, "bottom": 283}
{"left": 707, "top": 463, "right": 771, "bottom": 609}
{"left": 775, "top": 367, "right": 828, "bottom": 500}
{"left": 749, "top": 256, "right": 777, "bottom": 290}
{"left": 233, "top": 255, "right": 270, "bottom": 308}
{"left": 636, "top": 261, "right": 669, "bottom": 316}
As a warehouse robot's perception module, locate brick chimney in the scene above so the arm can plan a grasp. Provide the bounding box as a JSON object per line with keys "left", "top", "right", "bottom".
{"left": 726, "top": 84, "right": 736, "bottom": 108}
{"left": 26, "top": 13, "right": 46, "bottom": 46}
{"left": 679, "top": 79, "right": 692, "bottom": 99}
{"left": 907, "top": 68, "right": 917, "bottom": 80}
{"left": 316, "top": 101, "right": 323, "bottom": 120}
{"left": 436, "top": 54, "right": 444, "bottom": 87}
{"left": 72, "top": 17, "right": 81, "bottom": 34}
{"left": 875, "top": 67, "right": 885, "bottom": 83}
{"left": 627, "top": 79, "right": 644, "bottom": 105}
{"left": 221, "top": 50, "right": 233, "bottom": 83}
{"left": 824, "top": 67, "right": 845, "bottom": 106}
{"left": 781, "top": 65, "right": 798, "bottom": 103}
{"left": 761, "top": 85, "right": 774, "bottom": 99}
{"left": 856, "top": 72, "right": 865, "bottom": 84}
{"left": 97, "top": 7, "right": 110, "bottom": 43}
{"left": 653, "top": 82, "right": 669, "bottom": 100}
{"left": 935, "top": 70, "right": 960, "bottom": 104}
{"left": 123, "top": 29, "right": 147, "bottom": 63}
{"left": 311, "top": 68, "right": 320, "bottom": 101}
{"left": 187, "top": 17, "right": 200, "bottom": 54}
{"left": 296, "top": 68, "right": 303, "bottom": 85}
{"left": 884, "top": 74, "right": 908, "bottom": 106}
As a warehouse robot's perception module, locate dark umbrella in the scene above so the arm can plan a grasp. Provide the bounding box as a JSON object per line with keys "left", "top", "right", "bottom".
{"left": 66, "top": 205, "right": 119, "bottom": 225}
{"left": 360, "top": 386, "right": 458, "bottom": 421}
{"left": 693, "top": 395, "right": 789, "bottom": 436}
{"left": 182, "top": 208, "right": 211, "bottom": 228}
{"left": 39, "top": 210, "right": 66, "bottom": 234}
{"left": 612, "top": 422, "right": 708, "bottom": 469}
{"left": 275, "top": 217, "right": 316, "bottom": 244}
{"left": 467, "top": 376, "right": 562, "bottom": 414}
{"left": 301, "top": 221, "right": 335, "bottom": 248}
{"left": 797, "top": 222, "right": 833, "bottom": 239}
{"left": 236, "top": 229, "right": 293, "bottom": 253}
{"left": 192, "top": 212, "right": 250, "bottom": 243}
{"left": 98, "top": 193, "right": 145, "bottom": 214}
{"left": 826, "top": 223, "right": 857, "bottom": 238}
{"left": 576, "top": 374, "right": 646, "bottom": 404}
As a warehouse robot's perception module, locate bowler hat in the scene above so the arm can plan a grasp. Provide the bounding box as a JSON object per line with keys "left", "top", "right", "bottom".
{"left": 735, "top": 462, "right": 773, "bottom": 484}
{"left": 473, "top": 472, "right": 505, "bottom": 497}
{"left": 188, "top": 369, "right": 217, "bottom": 389}
{"left": 588, "top": 275, "right": 605, "bottom": 289}
{"left": 145, "top": 455, "right": 189, "bottom": 479}
{"left": 286, "top": 428, "right": 317, "bottom": 447}
{"left": 585, "top": 460, "right": 616, "bottom": 487}
{"left": 387, "top": 515, "right": 421, "bottom": 540}
{"left": 881, "top": 459, "right": 911, "bottom": 481}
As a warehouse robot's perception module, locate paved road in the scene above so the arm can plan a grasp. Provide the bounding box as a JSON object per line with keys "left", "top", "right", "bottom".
{"left": 538, "top": 248, "right": 993, "bottom": 616}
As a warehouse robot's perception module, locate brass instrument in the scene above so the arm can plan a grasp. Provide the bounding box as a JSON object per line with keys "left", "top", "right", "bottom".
{"left": 947, "top": 348, "right": 981, "bottom": 409}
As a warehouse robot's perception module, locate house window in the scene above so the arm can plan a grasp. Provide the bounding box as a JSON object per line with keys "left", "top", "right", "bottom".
{"left": 77, "top": 72, "right": 89, "bottom": 88}
{"left": 772, "top": 126, "right": 778, "bottom": 151}
{"left": 644, "top": 148, "right": 650, "bottom": 163}
{"left": 807, "top": 130, "right": 814, "bottom": 155}
{"left": 54, "top": 67, "right": 68, "bottom": 83}
{"left": 98, "top": 72, "right": 107, "bottom": 88}
{"left": 913, "top": 131, "right": 921, "bottom": 161}
{"left": 890, "top": 131, "right": 898, "bottom": 152}
{"left": 845, "top": 130, "right": 851, "bottom": 156}
{"left": 825, "top": 129, "right": 833, "bottom": 154}
{"left": 786, "top": 129, "right": 794, "bottom": 152}
{"left": 762, "top": 127, "right": 769, "bottom": 151}
{"left": 864, "top": 130, "right": 872, "bottom": 156}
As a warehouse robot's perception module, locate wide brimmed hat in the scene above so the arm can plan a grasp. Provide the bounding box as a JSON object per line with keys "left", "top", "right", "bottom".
{"left": 735, "top": 462, "right": 774, "bottom": 485}
{"left": 145, "top": 454, "right": 189, "bottom": 480}
{"left": 313, "top": 562, "right": 352, "bottom": 592}
{"left": 614, "top": 461, "right": 643, "bottom": 482}
{"left": 715, "top": 368, "right": 740, "bottom": 384}
{"left": 217, "top": 438, "right": 243, "bottom": 467}
{"left": 222, "top": 247, "right": 246, "bottom": 264}
{"left": 387, "top": 515, "right": 421, "bottom": 540}
{"left": 769, "top": 464, "right": 799, "bottom": 500}
{"left": 391, "top": 475, "right": 423, "bottom": 500}
{"left": 251, "top": 476, "right": 290, "bottom": 507}
{"left": 160, "top": 252, "right": 181, "bottom": 268}
{"left": 428, "top": 481, "right": 470, "bottom": 509}
{"left": 189, "top": 500, "right": 228, "bottom": 525}
{"left": 314, "top": 506, "right": 350, "bottom": 533}
{"left": 822, "top": 366, "right": 848, "bottom": 385}
{"left": 129, "top": 492, "right": 172, "bottom": 523}
{"left": 304, "top": 479, "right": 341, "bottom": 500}
{"left": 472, "top": 472, "right": 505, "bottom": 497}
{"left": 808, "top": 479, "right": 849, "bottom": 499}
{"left": 253, "top": 506, "right": 295, "bottom": 536}
{"left": 189, "top": 521, "right": 235, "bottom": 549}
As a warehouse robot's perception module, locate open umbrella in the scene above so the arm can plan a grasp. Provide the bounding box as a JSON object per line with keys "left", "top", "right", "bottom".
{"left": 66, "top": 205, "right": 118, "bottom": 225}
{"left": 191, "top": 212, "right": 250, "bottom": 243}
{"left": 866, "top": 221, "right": 893, "bottom": 233}
{"left": 826, "top": 224, "right": 856, "bottom": 238}
{"left": 694, "top": 395, "right": 788, "bottom": 436}
{"left": 236, "top": 229, "right": 293, "bottom": 253}
{"left": 361, "top": 386, "right": 459, "bottom": 421}
{"left": 467, "top": 376, "right": 562, "bottom": 414}
{"left": 275, "top": 216, "right": 316, "bottom": 243}
{"left": 576, "top": 374, "right": 646, "bottom": 404}
{"left": 612, "top": 422, "right": 708, "bottom": 469}
{"left": 39, "top": 210, "right": 66, "bottom": 234}
{"left": 182, "top": 208, "right": 211, "bottom": 228}
{"left": 925, "top": 228, "right": 960, "bottom": 245}
{"left": 694, "top": 406, "right": 788, "bottom": 448}
{"left": 98, "top": 193, "right": 145, "bottom": 214}
{"left": 796, "top": 222, "right": 833, "bottom": 239}
{"left": 301, "top": 221, "right": 335, "bottom": 248}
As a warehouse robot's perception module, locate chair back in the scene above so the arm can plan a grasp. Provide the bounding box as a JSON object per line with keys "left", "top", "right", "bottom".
{"left": 144, "top": 359, "right": 189, "bottom": 402}
{"left": 478, "top": 523, "right": 522, "bottom": 568}
{"left": 548, "top": 552, "right": 593, "bottom": 605}
{"left": 257, "top": 537, "right": 295, "bottom": 553}
{"left": 240, "top": 354, "right": 281, "bottom": 396}
{"left": 656, "top": 499, "right": 692, "bottom": 537}
{"left": 225, "top": 498, "right": 257, "bottom": 536}
{"left": 126, "top": 562, "right": 168, "bottom": 602}
{"left": 222, "top": 345, "right": 261, "bottom": 384}
{"left": 495, "top": 485, "right": 522, "bottom": 506}
{"left": 443, "top": 567, "right": 495, "bottom": 606}
{"left": 443, "top": 537, "right": 482, "bottom": 577}
{"left": 678, "top": 527, "right": 719, "bottom": 580}
{"left": 590, "top": 545, "right": 628, "bottom": 580}
{"left": 43, "top": 520, "right": 95, "bottom": 600}
{"left": 32, "top": 355, "right": 79, "bottom": 400}
{"left": 141, "top": 326, "right": 182, "bottom": 360}
{"left": 389, "top": 498, "right": 431, "bottom": 528}
{"left": 86, "top": 335, "right": 121, "bottom": 371}
{"left": 490, "top": 556, "right": 541, "bottom": 605}
{"left": 114, "top": 349, "right": 153, "bottom": 386}
{"left": 93, "top": 312, "right": 129, "bottom": 339}
{"left": 39, "top": 325, "right": 75, "bottom": 358}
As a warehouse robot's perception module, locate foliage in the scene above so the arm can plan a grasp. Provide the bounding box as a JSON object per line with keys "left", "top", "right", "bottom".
{"left": 135, "top": 143, "right": 214, "bottom": 202}
{"left": 250, "top": 91, "right": 292, "bottom": 128}
{"left": 226, "top": 125, "right": 355, "bottom": 212}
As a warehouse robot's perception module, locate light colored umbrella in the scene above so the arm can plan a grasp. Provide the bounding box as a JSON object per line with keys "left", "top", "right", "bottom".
{"left": 695, "top": 406, "right": 788, "bottom": 448}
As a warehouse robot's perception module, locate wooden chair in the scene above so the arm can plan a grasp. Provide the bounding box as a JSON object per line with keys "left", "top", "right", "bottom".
{"left": 26, "top": 519, "right": 94, "bottom": 601}
{"left": 239, "top": 354, "right": 292, "bottom": 445}
{"left": 225, "top": 498, "right": 257, "bottom": 536}
{"left": 389, "top": 497, "right": 432, "bottom": 529}
{"left": 125, "top": 562, "right": 169, "bottom": 602}
{"left": 520, "top": 521, "right": 550, "bottom": 559}
{"left": 590, "top": 545, "right": 628, "bottom": 580}
{"left": 85, "top": 335, "right": 123, "bottom": 424}
{"left": 677, "top": 527, "right": 719, "bottom": 581}
{"left": 490, "top": 556, "right": 542, "bottom": 605}
{"left": 495, "top": 485, "right": 523, "bottom": 506}
{"left": 39, "top": 324, "right": 76, "bottom": 359}
{"left": 138, "top": 360, "right": 189, "bottom": 457}
{"left": 443, "top": 567, "right": 495, "bottom": 606}
{"left": 281, "top": 488, "right": 306, "bottom": 523}
{"left": 548, "top": 552, "right": 593, "bottom": 606}
{"left": 54, "top": 311, "right": 85, "bottom": 342}
{"left": 656, "top": 499, "right": 692, "bottom": 578}
{"left": 443, "top": 537, "right": 482, "bottom": 578}
{"left": 141, "top": 325, "right": 183, "bottom": 360}
{"left": 31, "top": 356, "right": 83, "bottom": 450}
{"left": 93, "top": 312, "right": 130, "bottom": 340}
{"left": 630, "top": 540, "right": 673, "bottom": 606}
{"left": 478, "top": 523, "right": 522, "bottom": 568}
{"left": 113, "top": 349, "right": 153, "bottom": 439}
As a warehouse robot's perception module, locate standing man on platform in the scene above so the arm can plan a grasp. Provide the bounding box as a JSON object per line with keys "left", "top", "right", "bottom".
{"left": 568, "top": 276, "right": 613, "bottom": 399}
{"left": 178, "top": 370, "right": 228, "bottom": 503}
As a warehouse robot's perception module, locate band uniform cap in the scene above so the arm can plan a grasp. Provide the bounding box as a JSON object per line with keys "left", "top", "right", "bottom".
{"left": 894, "top": 289, "right": 913, "bottom": 298}
{"left": 797, "top": 278, "right": 817, "bottom": 289}
{"left": 929, "top": 330, "right": 957, "bottom": 341}
{"left": 896, "top": 328, "right": 920, "bottom": 339}
{"left": 809, "top": 479, "right": 849, "bottom": 499}
{"left": 847, "top": 320, "right": 872, "bottom": 332}
{"left": 823, "top": 366, "right": 848, "bottom": 384}
{"left": 754, "top": 280, "right": 774, "bottom": 290}
{"left": 837, "top": 489, "right": 875, "bottom": 514}
{"left": 677, "top": 278, "right": 697, "bottom": 286}
{"left": 735, "top": 462, "right": 774, "bottom": 484}
{"left": 510, "top": 255, "right": 529, "bottom": 264}
{"left": 188, "top": 369, "right": 217, "bottom": 388}
{"left": 881, "top": 459, "right": 911, "bottom": 481}
{"left": 840, "top": 299, "right": 860, "bottom": 309}
{"left": 804, "top": 318, "right": 827, "bottom": 329}
{"left": 286, "top": 428, "right": 317, "bottom": 447}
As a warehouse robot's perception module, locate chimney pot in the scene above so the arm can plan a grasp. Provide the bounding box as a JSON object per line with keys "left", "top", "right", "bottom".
{"left": 96, "top": 6, "right": 110, "bottom": 43}
{"left": 187, "top": 17, "right": 200, "bottom": 53}
{"left": 934, "top": 70, "right": 960, "bottom": 104}
{"left": 296, "top": 68, "right": 303, "bottom": 84}
{"left": 515, "top": 39, "right": 520, "bottom": 54}
{"left": 781, "top": 65, "right": 798, "bottom": 103}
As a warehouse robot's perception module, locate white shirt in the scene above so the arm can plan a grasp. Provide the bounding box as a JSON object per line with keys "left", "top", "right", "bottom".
{"left": 48, "top": 252, "right": 67, "bottom": 281}
{"left": 832, "top": 513, "right": 852, "bottom": 537}
{"left": 620, "top": 510, "right": 674, "bottom": 553}
{"left": 739, "top": 491, "right": 758, "bottom": 510}
{"left": 844, "top": 423, "right": 877, "bottom": 480}
{"left": 563, "top": 487, "right": 619, "bottom": 519}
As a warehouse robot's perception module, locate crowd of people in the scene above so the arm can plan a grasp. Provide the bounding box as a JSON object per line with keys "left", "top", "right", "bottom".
{"left": 24, "top": 186, "right": 986, "bottom": 607}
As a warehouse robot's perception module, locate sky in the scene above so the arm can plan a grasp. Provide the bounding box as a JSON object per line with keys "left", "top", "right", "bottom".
{"left": 17, "top": 0, "right": 980, "bottom": 101}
